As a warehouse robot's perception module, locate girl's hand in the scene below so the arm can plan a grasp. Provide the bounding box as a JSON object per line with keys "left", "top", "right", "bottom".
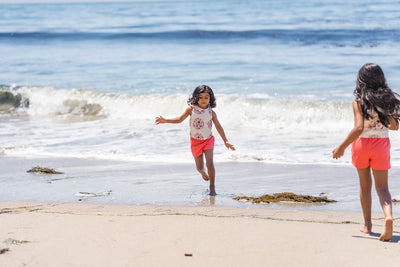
{"left": 155, "top": 116, "right": 165, "bottom": 124}
{"left": 332, "top": 146, "right": 344, "bottom": 159}
{"left": 225, "top": 141, "right": 235, "bottom": 151}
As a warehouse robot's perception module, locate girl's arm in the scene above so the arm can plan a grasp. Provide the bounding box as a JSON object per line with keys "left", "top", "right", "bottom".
{"left": 212, "top": 111, "right": 235, "bottom": 151}
{"left": 332, "top": 99, "right": 364, "bottom": 159}
{"left": 388, "top": 116, "right": 399, "bottom": 130}
{"left": 155, "top": 107, "right": 192, "bottom": 124}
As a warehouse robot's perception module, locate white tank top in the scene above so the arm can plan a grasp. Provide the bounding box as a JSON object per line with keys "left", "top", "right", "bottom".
{"left": 189, "top": 106, "right": 213, "bottom": 140}
{"left": 359, "top": 109, "right": 388, "bottom": 138}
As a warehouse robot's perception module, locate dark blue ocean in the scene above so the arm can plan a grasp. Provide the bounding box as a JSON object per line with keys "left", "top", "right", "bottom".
{"left": 1, "top": 0, "right": 400, "bottom": 96}
{"left": 1, "top": 0, "right": 400, "bottom": 210}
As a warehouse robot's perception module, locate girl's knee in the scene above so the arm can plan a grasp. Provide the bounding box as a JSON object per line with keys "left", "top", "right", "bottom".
{"left": 206, "top": 162, "right": 214, "bottom": 170}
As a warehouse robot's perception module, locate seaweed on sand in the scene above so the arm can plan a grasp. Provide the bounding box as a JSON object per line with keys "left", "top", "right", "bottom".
{"left": 0, "top": 248, "right": 9, "bottom": 254}
{"left": 27, "top": 166, "right": 63, "bottom": 174}
{"left": 233, "top": 192, "right": 336, "bottom": 204}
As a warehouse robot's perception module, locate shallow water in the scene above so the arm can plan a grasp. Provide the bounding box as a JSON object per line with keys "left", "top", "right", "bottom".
{"left": 2, "top": 156, "right": 400, "bottom": 213}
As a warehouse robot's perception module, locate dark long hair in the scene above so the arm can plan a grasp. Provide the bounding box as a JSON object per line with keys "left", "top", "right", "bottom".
{"left": 354, "top": 63, "right": 400, "bottom": 127}
{"left": 187, "top": 85, "right": 216, "bottom": 108}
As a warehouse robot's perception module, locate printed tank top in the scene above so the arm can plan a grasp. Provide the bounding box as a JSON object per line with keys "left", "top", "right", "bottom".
{"left": 190, "top": 106, "right": 213, "bottom": 140}
{"left": 360, "top": 109, "right": 388, "bottom": 138}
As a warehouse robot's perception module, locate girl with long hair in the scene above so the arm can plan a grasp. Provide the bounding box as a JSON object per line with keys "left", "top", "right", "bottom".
{"left": 333, "top": 63, "right": 400, "bottom": 241}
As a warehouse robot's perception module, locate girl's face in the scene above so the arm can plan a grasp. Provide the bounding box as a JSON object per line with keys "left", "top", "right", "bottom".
{"left": 197, "top": 92, "right": 210, "bottom": 109}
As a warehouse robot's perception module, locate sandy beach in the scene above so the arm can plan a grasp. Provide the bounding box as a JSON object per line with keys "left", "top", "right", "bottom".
{"left": 1, "top": 201, "right": 400, "bottom": 267}
{"left": 2, "top": 157, "right": 400, "bottom": 266}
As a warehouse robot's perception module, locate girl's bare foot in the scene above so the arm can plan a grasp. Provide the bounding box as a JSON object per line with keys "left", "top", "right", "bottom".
{"left": 200, "top": 170, "right": 210, "bottom": 181}
{"left": 360, "top": 222, "right": 372, "bottom": 234}
{"left": 209, "top": 185, "right": 216, "bottom": 196}
{"left": 379, "top": 218, "right": 393, "bottom": 241}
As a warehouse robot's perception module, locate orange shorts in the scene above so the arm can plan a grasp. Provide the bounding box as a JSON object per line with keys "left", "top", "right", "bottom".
{"left": 190, "top": 136, "right": 214, "bottom": 157}
{"left": 351, "top": 137, "right": 391, "bottom": 170}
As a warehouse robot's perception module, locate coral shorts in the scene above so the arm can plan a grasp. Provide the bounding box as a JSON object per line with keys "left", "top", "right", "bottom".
{"left": 190, "top": 136, "right": 215, "bottom": 157}
{"left": 351, "top": 137, "right": 391, "bottom": 170}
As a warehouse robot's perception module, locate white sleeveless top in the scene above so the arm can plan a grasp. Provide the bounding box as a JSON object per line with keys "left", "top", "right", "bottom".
{"left": 360, "top": 109, "right": 388, "bottom": 138}
{"left": 190, "top": 106, "right": 213, "bottom": 140}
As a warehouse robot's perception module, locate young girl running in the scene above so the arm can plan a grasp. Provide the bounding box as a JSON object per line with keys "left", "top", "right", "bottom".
{"left": 333, "top": 63, "right": 400, "bottom": 241}
{"left": 155, "top": 85, "right": 235, "bottom": 196}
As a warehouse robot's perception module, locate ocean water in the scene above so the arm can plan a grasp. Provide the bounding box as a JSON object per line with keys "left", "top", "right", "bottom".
{"left": 1, "top": 0, "right": 400, "bottom": 210}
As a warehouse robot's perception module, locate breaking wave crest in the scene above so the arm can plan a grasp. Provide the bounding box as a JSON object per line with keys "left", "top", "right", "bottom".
{"left": 0, "top": 85, "right": 359, "bottom": 164}
{"left": 0, "top": 85, "right": 352, "bottom": 134}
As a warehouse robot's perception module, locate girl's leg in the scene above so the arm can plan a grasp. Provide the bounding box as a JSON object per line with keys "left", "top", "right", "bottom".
{"left": 357, "top": 167, "right": 372, "bottom": 234}
{"left": 194, "top": 154, "right": 210, "bottom": 181}
{"left": 372, "top": 169, "right": 393, "bottom": 241}
{"left": 204, "top": 149, "right": 216, "bottom": 196}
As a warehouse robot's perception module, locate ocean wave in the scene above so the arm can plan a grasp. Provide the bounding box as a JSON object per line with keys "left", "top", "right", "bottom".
{"left": 0, "top": 85, "right": 386, "bottom": 165}
{"left": 0, "top": 85, "right": 353, "bottom": 133}
{"left": 0, "top": 86, "right": 106, "bottom": 119}
{"left": 1, "top": 29, "right": 399, "bottom": 45}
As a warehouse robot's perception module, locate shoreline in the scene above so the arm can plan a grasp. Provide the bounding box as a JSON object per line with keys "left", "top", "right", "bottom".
{"left": 1, "top": 201, "right": 400, "bottom": 266}
{"left": 2, "top": 156, "right": 400, "bottom": 213}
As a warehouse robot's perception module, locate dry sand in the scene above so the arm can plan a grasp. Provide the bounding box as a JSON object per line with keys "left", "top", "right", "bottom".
{"left": 1, "top": 202, "right": 400, "bottom": 266}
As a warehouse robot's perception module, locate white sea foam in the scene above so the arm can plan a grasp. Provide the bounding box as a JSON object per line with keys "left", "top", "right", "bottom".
{"left": 2, "top": 86, "right": 400, "bottom": 166}
{"left": 8, "top": 86, "right": 353, "bottom": 131}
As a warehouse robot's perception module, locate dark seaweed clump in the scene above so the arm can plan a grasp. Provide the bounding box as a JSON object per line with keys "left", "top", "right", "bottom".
{"left": 233, "top": 192, "right": 336, "bottom": 204}
{"left": 0, "top": 248, "right": 9, "bottom": 254}
{"left": 27, "top": 167, "right": 63, "bottom": 174}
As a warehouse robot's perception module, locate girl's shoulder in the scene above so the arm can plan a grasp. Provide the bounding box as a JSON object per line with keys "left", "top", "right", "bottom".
{"left": 185, "top": 105, "right": 193, "bottom": 114}
{"left": 352, "top": 99, "right": 361, "bottom": 108}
